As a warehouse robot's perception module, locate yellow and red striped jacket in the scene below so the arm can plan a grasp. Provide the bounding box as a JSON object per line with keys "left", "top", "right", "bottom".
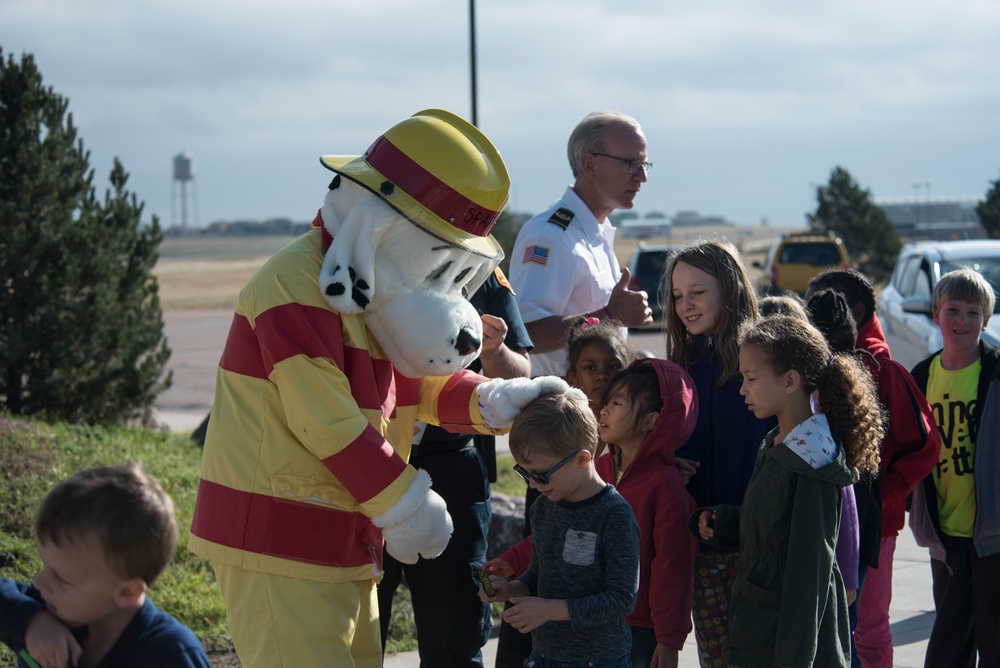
{"left": 188, "top": 227, "right": 493, "bottom": 583}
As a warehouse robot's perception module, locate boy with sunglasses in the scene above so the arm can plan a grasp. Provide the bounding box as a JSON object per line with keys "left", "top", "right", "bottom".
{"left": 481, "top": 391, "right": 640, "bottom": 668}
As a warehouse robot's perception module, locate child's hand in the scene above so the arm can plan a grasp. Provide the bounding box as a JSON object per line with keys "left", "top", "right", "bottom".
{"left": 846, "top": 588, "right": 857, "bottom": 606}
{"left": 651, "top": 641, "right": 678, "bottom": 668}
{"left": 697, "top": 510, "right": 716, "bottom": 540}
{"left": 25, "top": 610, "right": 81, "bottom": 668}
{"left": 501, "top": 596, "right": 569, "bottom": 633}
{"left": 482, "top": 556, "right": 515, "bottom": 578}
{"left": 478, "top": 573, "right": 512, "bottom": 603}
{"left": 675, "top": 457, "right": 700, "bottom": 484}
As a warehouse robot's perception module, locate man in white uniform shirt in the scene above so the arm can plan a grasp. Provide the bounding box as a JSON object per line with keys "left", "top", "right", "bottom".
{"left": 510, "top": 111, "right": 653, "bottom": 377}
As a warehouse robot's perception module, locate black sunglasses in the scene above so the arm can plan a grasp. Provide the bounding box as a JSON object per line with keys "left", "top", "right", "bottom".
{"left": 513, "top": 449, "right": 585, "bottom": 485}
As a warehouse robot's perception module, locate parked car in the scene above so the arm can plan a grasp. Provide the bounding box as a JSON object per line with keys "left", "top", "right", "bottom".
{"left": 876, "top": 240, "right": 1000, "bottom": 369}
{"left": 626, "top": 242, "right": 681, "bottom": 322}
{"left": 754, "top": 232, "right": 851, "bottom": 296}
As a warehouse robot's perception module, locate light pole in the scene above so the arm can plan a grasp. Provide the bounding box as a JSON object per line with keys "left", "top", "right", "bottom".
{"left": 469, "top": 0, "right": 478, "bottom": 126}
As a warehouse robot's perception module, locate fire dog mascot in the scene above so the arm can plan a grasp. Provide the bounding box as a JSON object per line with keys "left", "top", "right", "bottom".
{"left": 188, "top": 110, "right": 577, "bottom": 667}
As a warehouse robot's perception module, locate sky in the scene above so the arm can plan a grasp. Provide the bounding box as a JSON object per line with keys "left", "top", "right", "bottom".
{"left": 3, "top": 0, "right": 999, "bottom": 229}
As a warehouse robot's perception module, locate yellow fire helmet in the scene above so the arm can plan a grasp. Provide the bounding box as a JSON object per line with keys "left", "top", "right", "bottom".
{"left": 320, "top": 109, "right": 509, "bottom": 260}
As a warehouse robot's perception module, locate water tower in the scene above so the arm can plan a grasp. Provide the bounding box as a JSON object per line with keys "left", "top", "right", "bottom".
{"left": 171, "top": 152, "right": 199, "bottom": 229}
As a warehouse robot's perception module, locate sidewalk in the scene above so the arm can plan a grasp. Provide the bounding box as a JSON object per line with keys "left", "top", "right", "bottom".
{"left": 384, "top": 528, "right": 936, "bottom": 668}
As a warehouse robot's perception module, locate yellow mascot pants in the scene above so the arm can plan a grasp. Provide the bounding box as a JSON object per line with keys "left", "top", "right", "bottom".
{"left": 214, "top": 562, "right": 382, "bottom": 667}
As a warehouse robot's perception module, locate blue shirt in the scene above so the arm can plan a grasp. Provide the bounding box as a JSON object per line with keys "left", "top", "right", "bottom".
{"left": 0, "top": 578, "right": 211, "bottom": 667}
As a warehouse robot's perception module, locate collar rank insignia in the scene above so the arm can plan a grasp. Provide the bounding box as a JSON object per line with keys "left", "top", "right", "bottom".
{"left": 546, "top": 207, "right": 574, "bottom": 230}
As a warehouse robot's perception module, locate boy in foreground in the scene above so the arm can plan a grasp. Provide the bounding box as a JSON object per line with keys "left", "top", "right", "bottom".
{"left": 0, "top": 462, "right": 211, "bottom": 668}
{"left": 481, "top": 391, "right": 640, "bottom": 668}
{"left": 909, "top": 268, "right": 1000, "bottom": 667}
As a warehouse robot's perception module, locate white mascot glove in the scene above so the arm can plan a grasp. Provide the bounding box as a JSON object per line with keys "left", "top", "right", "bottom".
{"left": 372, "top": 470, "right": 453, "bottom": 565}
{"left": 476, "top": 376, "right": 587, "bottom": 429}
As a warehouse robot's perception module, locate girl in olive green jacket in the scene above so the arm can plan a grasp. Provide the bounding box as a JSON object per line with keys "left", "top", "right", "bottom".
{"left": 693, "top": 316, "right": 884, "bottom": 668}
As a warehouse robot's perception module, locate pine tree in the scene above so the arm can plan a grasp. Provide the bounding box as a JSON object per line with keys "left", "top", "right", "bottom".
{"left": 0, "top": 49, "right": 171, "bottom": 423}
{"left": 807, "top": 166, "right": 902, "bottom": 284}
{"left": 977, "top": 172, "right": 1000, "bottom": 239}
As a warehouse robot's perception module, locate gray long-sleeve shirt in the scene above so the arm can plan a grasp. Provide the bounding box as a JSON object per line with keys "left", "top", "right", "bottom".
{"left": 521, "top": 484, "right": 640, "bottom": 663}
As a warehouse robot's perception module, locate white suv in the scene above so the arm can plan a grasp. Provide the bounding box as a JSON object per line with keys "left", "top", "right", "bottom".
{"left": 876, "top": 240, "right": 1000, "bottom": 369}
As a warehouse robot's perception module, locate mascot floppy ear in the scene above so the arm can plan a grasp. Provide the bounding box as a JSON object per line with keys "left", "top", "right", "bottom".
{"left": 318, "top": 180, "right": 398, "bottom": 314}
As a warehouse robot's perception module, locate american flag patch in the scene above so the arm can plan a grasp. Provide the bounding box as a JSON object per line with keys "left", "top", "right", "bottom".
{"left": 523, "top": 245, "right": 550, "bottom": 266}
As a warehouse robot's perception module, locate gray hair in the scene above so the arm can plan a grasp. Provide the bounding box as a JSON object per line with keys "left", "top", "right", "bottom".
{"left": 567, "top": 111, "right": 642, "bottom": 179}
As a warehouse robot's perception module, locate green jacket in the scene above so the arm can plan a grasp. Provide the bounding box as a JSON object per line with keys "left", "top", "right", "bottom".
{"left": 693, "top": 415, "right": 854, "bottom": 667}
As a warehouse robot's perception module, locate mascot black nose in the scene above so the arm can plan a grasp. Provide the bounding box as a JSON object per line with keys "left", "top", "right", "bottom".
{"left": 454, "top": 327, "right": 481, "bottom": 356}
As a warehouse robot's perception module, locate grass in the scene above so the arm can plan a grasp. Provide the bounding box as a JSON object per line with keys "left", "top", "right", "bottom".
{"left": 0, "top": 415, "right": 528, "bottom": 664}
{"left": 493, "top": 453, "right": 526, "bottom": 498}
{"left": 0, "top": 414, "right": 234, "bottom": 666}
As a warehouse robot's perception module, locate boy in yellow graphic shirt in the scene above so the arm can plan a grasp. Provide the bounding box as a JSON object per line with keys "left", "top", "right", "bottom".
{"left": 909, "top": 268, "right": 1000, "bottom": 667}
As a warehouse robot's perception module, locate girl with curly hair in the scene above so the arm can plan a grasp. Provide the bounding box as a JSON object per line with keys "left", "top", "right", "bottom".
{"left": 694, "top": 315, "right": 883, "bottom": 668}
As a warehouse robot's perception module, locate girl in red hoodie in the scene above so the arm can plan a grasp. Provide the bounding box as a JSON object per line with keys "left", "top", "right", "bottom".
{"left": 596, "top": 359, "right": 700, "bottom": 668}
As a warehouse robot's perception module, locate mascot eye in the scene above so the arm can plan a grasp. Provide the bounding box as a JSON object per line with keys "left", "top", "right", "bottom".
{"left": 427, "top": 262, "right": 453, "bottom": 282}
{"left": 453, "top": 267, "right": 474, "bottom": 299}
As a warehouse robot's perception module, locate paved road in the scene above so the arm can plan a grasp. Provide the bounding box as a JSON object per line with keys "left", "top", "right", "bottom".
{"left": 155, "top": 309, "right": 232, "bottom": 433}
{"left": 156, "top": 314, "right": 671, "bottom": 436}
{"left": 159, "top": 312, "right": 936, "bottom": 667}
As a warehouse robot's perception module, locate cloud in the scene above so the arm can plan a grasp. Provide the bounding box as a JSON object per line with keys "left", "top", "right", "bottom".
{"left": 3, "top": 0, "right": 999, "bottom": 227}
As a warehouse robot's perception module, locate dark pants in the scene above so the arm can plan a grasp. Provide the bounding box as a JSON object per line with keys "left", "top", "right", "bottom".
{"left": 495, "top": 485, "right": 540, "bottom": 668}
{"left": 378, "top": 442, "right": 492, "bottom": 667}
{"left": 629, "top": 625, "right": 658, "bottom": 668}
{"left": 925, "top": 536, "right": 1000, "bottom": 668}
{"left": 848, "top": 563, "right": 868, "bottom": 668}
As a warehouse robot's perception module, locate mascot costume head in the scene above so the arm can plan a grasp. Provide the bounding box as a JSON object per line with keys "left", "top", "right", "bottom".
{"left": 317, "top": 108, "right": 507, "bottom": 379}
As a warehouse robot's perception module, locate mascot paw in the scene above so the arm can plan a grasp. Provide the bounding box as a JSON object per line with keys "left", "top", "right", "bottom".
{"left": 476, "top": 376, "right": 586, "bottom": 429}
{"left": 372, "top": 470, "right": 453, "bottom": 564}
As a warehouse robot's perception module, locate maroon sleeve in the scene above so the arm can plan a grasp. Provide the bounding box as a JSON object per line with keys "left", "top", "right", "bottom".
{"left": 874, "top": 361, "right": 940, "bottom": 533}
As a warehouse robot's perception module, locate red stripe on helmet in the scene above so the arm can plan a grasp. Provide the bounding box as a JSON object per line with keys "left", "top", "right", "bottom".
{"left": 363, "top": 135, "right": 500, "bottom": 238}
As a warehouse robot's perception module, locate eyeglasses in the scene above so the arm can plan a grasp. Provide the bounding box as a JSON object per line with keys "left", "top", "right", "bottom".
{"left": 591, "top": 152, "right": 652, "bottom": 175}
{"left": 513, "top": 449, "right": 586, "bottom": 485}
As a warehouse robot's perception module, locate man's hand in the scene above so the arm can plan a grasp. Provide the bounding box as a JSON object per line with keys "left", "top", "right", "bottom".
{"left": 479, "top": 313, "right": 508, "bottom": 355}
{"left": 25, "top": 610, "right": 81, "bottom": 668}
{"left": 606, "top": 268, "right": 653, "bottom": 328}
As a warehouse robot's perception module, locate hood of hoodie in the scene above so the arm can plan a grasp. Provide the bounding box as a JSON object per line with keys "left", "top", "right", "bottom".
{"left": 770, "top": 414, "right": 856, "bottom": 487}
{"left": 857, "top": 313, "right": 891, "bottom": 362}
{"left": 616, "top": 358, "right": 699, "bottom": 467}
